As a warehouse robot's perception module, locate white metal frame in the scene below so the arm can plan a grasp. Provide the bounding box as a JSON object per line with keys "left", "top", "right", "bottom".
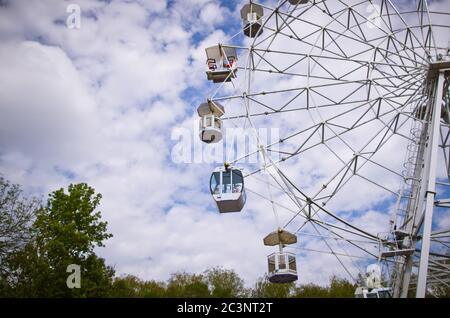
{"left": 268, "top": 251, "right": 297, "bottom": 276}
{"left": 202, "top": 0, "right": 450, "bottom": 296}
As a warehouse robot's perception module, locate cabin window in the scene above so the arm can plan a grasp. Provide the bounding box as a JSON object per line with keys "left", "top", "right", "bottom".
{"left": 278, "top": 254, "right": 286, "bottom": 270}
{"left": 221, "top": 171, "right": 231, "bottom": 193}
{"left": 224, "top": 56, "right": 236, "bottom": 68}
{"left": 378, "top": 290, "right": 391, "bottom": 298}
{"left": 210, "top": 172, "right": 221, "bottom": 194}
{"left": 207, "top": 59, "right": 217, "bottom": 70}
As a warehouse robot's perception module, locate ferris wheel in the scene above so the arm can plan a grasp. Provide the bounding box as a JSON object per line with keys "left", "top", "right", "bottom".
{"left": 196, "top": 0, "right": 450, "bottom": 298}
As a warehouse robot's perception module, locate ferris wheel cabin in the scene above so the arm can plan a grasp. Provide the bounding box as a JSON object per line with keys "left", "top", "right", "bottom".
{"left": 267, "top": 252, "right": 298, "bottom": 283}
{"left": 205, "top": 45, "right": 238, "bottom": 83}
{"left": 210, "top": 167, "right": 246, "bottom": 213}
{"left": 197, "top": 101, "right": 224, "bottom": 144}
{"left": 240, "top": 4, "right": 264, "bottom": 38}
{"left": 354, "top": 287, "right": 392, "bottom": 298}
{"left": 264, "top": 229, "right": 298, "bottom": 283}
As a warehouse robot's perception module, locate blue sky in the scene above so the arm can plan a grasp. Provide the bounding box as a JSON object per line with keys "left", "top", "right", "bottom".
{"left": 0, "top": 0, "right": 449, "bottom": 286}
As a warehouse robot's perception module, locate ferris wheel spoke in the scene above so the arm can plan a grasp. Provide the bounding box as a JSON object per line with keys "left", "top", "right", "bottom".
{"left": 280, "top": 109, "right": 412, "bottom": 230}
{"left": 267, "top": 0, "right": 431, "bottom": 68}
{"left": 250, "top": 47, "right": 425, "bottom": 70}
{"left": 280, "top": 171, "right": 383, "bottom": 241}
{"left": 308, "top": 215, "right": 381, "bottom": 259}
{"left": 296, "top": 230, "right": 378, "bottom": 245}
{"left": 324, "top": 116, "right": 413, "bottom": 199}
{"left": 371, "top": 74, "right": 423, "bottom": 102}
{"left": 284, "top": 192, "right": 390, "bottom": 270}
{"left": 355, "top": 174, "right": 398, "bottom": 196}
{"left": 251, "top": 50, "right": 284, "bottom": 74}
{"left": 288, "top": 246, "right": 377, "bottom": 261}
{"left": 301, "top": 216, "right": 381, "bottom": 262}
{"left": 415, "top": 0, "right": 438, "bottom": 58}
{"left": 307, "top": 221, "right": 359, "bottom": 282}
{"left": 297, "top": 210, "right": 369, "bottom": 272}
{"left": 249, "top": 172, "right": 308, "bottom": 206}
{"left": 245, "top": 186, "right": 307, "bottom": 219}
{"left": 246, "top": 2, "right": 320, "bottom": 72}
{"left": 295, "top": 95, "right": 411, "bottom": 153}
{"left": 221, "top": 70, "right": 423, "bottom": 106}
{"left": 234, "top": 99, "right": 410, "bottom": 167}
{"left": 365, "top": 0, "right": 432, "bottom": 62}
{"left": 329, "top": 1, "right": 428, "bottom": 64}
{"left": 237, "top": 51, "right": 425, "bottom": 86}
{"left": 371, "top": 70, "right": 424, "bottom": 92}
{"left": 302, "top": 216, "right": 381, "bottom": 244}
{"left": 220, "top": 93, "right": 417, "bottom": 121}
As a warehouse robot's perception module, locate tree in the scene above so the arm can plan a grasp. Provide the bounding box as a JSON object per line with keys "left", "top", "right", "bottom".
{"left": 328, "top": 276, "right": 356, "bottom": 298}
{"left": 0, "top": 240, "right": 51, "bottom": 297}
{"left": 0, "top": 177, "right": 40, "bottom": 274}
{"left": 204, "top": 267, "right": 248, "bottom": 298}
{"left": 293, "top": 283, "right": 330, "bottom": 298}
{"left": 110, "top": 268, "right": 248, "bottom": 298}
{"left": 139, "top": 279, "right": 167, "bottom": 297}
{"left": 34, "top": 183, "right": 112, "bottom": 259}
{"left": 251, "top": 275, "right": 294, "bottom": 298}
{"left": 110, "top": 275, "right": 166, "bottom": 298}
{"left": 166, "top": 272, "right": 211, "bottom": 297}
{"left": 111, "top": 275, "right": 142, "bottom": 297}
{"left": 1, "top": 183, "right": 114, "bottom": 297}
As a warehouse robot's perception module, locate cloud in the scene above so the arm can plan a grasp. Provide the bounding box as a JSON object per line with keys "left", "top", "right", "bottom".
{"left": 0, "top": 41, "right": 99, "bottom": 163}
{"left": 199, "top": 2, "right": 227, "bottom": 28}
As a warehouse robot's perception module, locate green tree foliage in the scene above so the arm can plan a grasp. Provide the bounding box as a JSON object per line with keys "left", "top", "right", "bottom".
{"left": 34, "top": 183, "right": 112, "bottom": 258}
{"left": 110, "top": 268, "right": 247, "bottom": 298}
{"left": 0, "top": 177, "right": 40, "bottom": 273}
{"left": 328, "top": 276, "right": 356, "bottom": 298}
{"left": 293, "top": 276, "right": 356, "bottom": 298}
{"left": 111, "top": 275, "right": 142, "bottom": 297}
{"left": 0, "top": 241, "right": 50, "bottom": 296}
{"left": 293, "top": 283, "right": 329, "bottom": 298}
{"left": 1, "top": 183, "right": 114, "bottom": 297}
{"left": 111, "top": 275, "right": 166, "bottom": 297}
{"left": 251, "top": 275, "right": 294, "bottom": 298}
{"left": 166, "top": 272, "right": 211, "bottom": 297}
{"left": 205, "top": 267, "right": 248, "bottom": 298}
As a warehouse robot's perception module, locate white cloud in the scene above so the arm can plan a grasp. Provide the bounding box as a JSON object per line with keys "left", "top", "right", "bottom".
{"left": 199, "top": 2, "right": 226, "bottom": 27}
{"left": 0, "top": 41, "right": 99, "bottom": 163}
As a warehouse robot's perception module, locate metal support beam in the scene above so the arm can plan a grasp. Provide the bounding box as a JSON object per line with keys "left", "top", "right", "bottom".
{"left": 416, "top": 71, "right": 446, "bottom": 298}
{"left": 400, "top": 257, "right": 414, "bottom": 297}
{"left": 434, "top": 198, "right": 450, "bottom": 208}
{"left": 395, "top": 114, "right": 428, "bottom": 298}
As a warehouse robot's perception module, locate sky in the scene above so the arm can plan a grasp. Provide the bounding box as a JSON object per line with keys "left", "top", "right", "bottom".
{"left": 0, "top": 0, "right": 449, "bottom": 287}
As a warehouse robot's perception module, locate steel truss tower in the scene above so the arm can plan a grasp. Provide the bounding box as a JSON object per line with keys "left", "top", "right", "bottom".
{"left": 389, "top": 61, "right": 450, "bottom": 298}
